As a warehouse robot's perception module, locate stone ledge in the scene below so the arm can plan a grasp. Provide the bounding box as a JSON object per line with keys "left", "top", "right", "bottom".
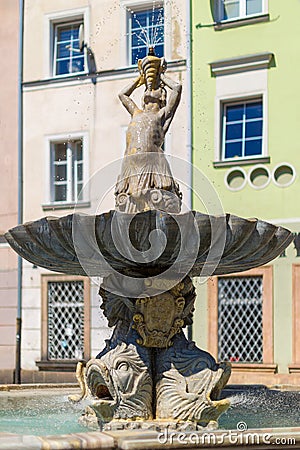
{"left": 231, "top": 363, "right": 277, "bottom": 373}
{"left": 209, "top": 51, "right": 273, "bottom": 76}
{"left": 213, "top": 157, "right": 270, "bottom": 168}
{"left": 0, "top": 369, "right": 77, "bottom": 384}
{"left": 288, "top": 364, "right": 300, "bottom": 374}
{"left": 36, "top": 360, "right": 79, "bottom": 372}
{"left": 0, "top": 383, "right": 78, "bottom": 391}
{"left": 0, "top": 428, "right": 299, "bottom": 450}
{"left": 214, "top": 13, "right": 270, "bottom": 30}
{"left": 42, "top": 201, "right": 90, "bottom": 211}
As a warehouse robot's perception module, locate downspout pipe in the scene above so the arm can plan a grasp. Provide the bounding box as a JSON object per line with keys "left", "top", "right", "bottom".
{"left": 15, "top": 0, "right": 24, "bottom": 384}
{"left": 186, "top": 0, "right": 193, "bottom": 341}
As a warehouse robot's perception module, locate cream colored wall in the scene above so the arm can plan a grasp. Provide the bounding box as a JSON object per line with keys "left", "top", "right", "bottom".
{"left": 23, "top": 0, "right": 187, "bottom": 80}
{"left": 22, "top": 0, "right": 189, "bottom": 368}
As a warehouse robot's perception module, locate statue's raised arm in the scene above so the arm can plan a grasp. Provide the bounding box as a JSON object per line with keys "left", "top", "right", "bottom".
{"left": 160, "top": 73, "right": 182, "bottom": 134}
{"left": 118, "top": 75, "right": 144, "bottom": 116}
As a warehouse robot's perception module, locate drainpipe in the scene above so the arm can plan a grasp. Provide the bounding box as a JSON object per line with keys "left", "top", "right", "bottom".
{"left": 186, "top": 0, "right": 193, "bottom": 341}
{"left": 15, "top": 0, "right": 24, "bottom": 384}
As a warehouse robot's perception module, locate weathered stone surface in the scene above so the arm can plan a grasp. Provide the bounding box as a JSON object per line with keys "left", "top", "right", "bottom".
{"left": 5, "top": 211, "right": 293, "bottom": 279}
{"left": 4, "top": 50, "right": 294, "bottom": 431}
{"left": 156, "top": 333, "right": 231, "bottom": 426}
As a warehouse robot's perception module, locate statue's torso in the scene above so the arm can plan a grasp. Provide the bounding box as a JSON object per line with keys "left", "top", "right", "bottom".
{"left": 125, "top": 110, "right": 164, "bottom": 155}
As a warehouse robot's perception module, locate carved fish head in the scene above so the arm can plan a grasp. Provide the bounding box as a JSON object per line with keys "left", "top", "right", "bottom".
{"left": 86, "top": 343, "right": 153, "bottom": 420}
{"left": 156, "top": 341, "right": 231, "bottom": 426}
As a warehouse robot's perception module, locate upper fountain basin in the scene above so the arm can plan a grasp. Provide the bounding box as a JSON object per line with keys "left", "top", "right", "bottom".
{"left": 5, "top": 210, "right": 293, "bottom": 278}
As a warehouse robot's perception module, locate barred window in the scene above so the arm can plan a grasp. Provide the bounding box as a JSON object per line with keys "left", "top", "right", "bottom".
{"left": 40, "top": 276, "right": 90, "bottom": 368}
{"left": 48, "top": 280, "right": 85, "bottom": 360}
{"left": 218, "top": 276, "right": 263, "bottom": 362}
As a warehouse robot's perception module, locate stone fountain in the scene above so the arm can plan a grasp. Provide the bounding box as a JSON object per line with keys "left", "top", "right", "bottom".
{"left": 5, "top": 49, "right": 293, "bottom": 433}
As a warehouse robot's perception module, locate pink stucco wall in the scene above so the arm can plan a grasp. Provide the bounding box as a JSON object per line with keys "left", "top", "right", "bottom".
{"left": 0, "top": 0, "right": 19, "bottom": 380}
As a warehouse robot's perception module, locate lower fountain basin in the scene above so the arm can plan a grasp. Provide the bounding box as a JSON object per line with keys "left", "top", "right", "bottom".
{"left": 0, "top": 384, "right": 299, "bottom": 449}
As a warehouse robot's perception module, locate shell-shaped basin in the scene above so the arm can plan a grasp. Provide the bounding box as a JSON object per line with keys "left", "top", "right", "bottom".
{"left": 5, "top": 210, "right": 293, "bottom": 278}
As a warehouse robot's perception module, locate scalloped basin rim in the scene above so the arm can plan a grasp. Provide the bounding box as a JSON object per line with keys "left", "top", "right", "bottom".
{"left": 5, "top": 210, "right": 293, "bottom": 278}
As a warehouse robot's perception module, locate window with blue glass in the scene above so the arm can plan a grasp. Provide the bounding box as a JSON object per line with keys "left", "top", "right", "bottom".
{"left": 129, "top": 7, "right": 164, "bottom": 65}
{"left": 218, "top": 0, "right": 264, "bottom": 21}
{"left": 53, "top": 21, "right": 85, "bottom": 76}
{"left": 222, "top": 99, "right": 263, "bottom": 160}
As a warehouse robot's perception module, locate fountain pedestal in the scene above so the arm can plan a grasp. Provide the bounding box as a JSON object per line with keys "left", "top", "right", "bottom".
{"left": 73, "top": 274, "right": 231, "bottom": 430}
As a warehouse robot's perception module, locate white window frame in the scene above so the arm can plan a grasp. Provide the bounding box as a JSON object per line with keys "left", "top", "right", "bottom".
{"left": 128, "top": 5, "right": 164, "bottom": 66}
{"left": 221, "top": 97, "right": 264, "bottom": 161}
{"left": 213, "top": 63, "right": 268, "bottom": 163}
{"left": 39, "top": 274, "right": 90, "bottom": 366}
{"left": 50, "top": 140, "right": 83, "bottom": 203}
{"left": 52, "top": 20, "right": 85, "bottom": 77}
{"left": 44, "top": 132, "right": 89, "bottom": 206}
{"left": 119, "top": 0, "right": 171, "bottom": 67}
{"left": 44, "top": 8, "right": 90, "bottom": 79}
{"left": 216, "top": 0, "right": 268, "bottom": 22}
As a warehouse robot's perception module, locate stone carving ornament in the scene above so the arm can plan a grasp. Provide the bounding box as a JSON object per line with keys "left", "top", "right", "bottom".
{"left": 5, "top": 48, "right": 293, "bottom": 431}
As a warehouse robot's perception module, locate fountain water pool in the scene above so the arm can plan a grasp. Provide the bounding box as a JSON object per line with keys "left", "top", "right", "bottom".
{"left": 0, "top": 385, "right": 299, "bottom": 441}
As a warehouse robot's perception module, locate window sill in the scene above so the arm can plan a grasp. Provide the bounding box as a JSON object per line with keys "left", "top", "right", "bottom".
{"left": 42, "top": 201, "right": 90, "bottom": 211}
{"left": 52, "top": 71, "right": 87, "bottom": 79}
{"left": 213, "top": 157, "right": 270, "bottom": 168}
{"left": 214, "top": 13, "right": 270, "bottom": 30}
{"left": 288, "top": 364, "right": 300, "bottom": 374}
{"left": 36, "top": 360, "right": 84, "bottom": 372}
{"left": 231, "top": 363, "right": 277, "bottom": 373}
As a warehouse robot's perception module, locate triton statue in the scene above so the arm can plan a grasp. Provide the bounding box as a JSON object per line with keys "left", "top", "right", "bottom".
{"left": 115, "top": 52, "right": 182, "bottom": 214}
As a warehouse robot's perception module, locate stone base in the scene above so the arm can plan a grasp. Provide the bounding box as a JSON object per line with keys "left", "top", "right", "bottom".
{"left": 79, "top": 415, "right": 219, "bottom": 432}
{"left": 0, "top": 369, "right": 77, "bottom": 385}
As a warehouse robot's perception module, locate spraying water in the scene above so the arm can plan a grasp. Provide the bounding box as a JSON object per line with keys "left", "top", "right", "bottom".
{"left": 124, "top": 0, "right": 164, "bottom": 59}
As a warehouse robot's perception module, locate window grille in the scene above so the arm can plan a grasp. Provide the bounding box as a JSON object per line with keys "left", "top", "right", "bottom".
{"left": 218, "top": 276, "right": 263, "bottom": 362}
{"left": 48, "top": 281, "right": 85, "bottom": 360}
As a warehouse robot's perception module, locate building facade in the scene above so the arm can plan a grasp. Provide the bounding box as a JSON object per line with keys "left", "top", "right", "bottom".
{"left": 192, "top": 0, "right": 300, "bottom": 384}
{"left": 0, "top": 0, "right": 20, "bottom": 383}
{"left": 16, "top": 0, "right": 190, "bottom": 381}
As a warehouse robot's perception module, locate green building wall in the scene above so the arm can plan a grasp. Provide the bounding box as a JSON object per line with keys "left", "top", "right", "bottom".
{"left": 191, "top": 0, "right": 300, "bottom": 382}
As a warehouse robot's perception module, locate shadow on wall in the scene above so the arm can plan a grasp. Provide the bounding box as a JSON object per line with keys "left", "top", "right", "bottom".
{"left": 210, "top": 0, "right": 217, "bottom": 21}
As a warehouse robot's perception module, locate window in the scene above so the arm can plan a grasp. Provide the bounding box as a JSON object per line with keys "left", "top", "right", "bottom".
{"left": 38, "top": 275, "right": 90, "bottom": 370}
{"left": 50, "top": 140, "right": 83, "bottom": 203}
{"left": 207, "top": 267, "right": 276, "bottom": 378}
{"left": 128, "top": 6, "right": 164, "bottom": 65}
{"left": 218, "top": 276, "right": 263, "bottom": 362}
{"left": 53, "top": 20, "right": 85, "bottom": 76}
{"left": 222, "top": 99, "right": 263, "bottom": 160}
{"left": 217, "top": 0, "right": 265, "bottom": 21}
